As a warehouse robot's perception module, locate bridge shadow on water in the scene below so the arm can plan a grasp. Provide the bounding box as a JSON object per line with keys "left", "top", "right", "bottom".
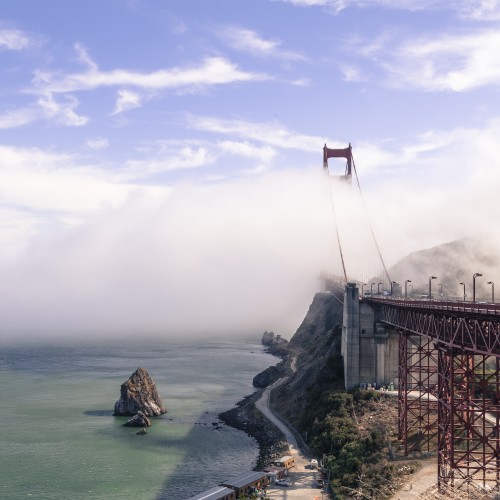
{"left": 84, "top": 402, "right": 261, "bottom": 499}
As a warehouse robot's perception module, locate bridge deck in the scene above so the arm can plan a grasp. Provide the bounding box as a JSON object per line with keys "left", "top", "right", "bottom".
{"left": 365, "top": 296, "right": 500, "bottom": 357}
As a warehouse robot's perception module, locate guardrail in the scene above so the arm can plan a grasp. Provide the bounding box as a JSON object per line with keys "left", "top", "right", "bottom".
{"left": 364, "top": 296, "right": 500, "bottom": 316}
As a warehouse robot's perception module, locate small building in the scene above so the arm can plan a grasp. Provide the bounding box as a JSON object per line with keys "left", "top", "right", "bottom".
{"left": 272, "top": 455, "right": 295, "bottom": 469}
{"left": 184, "top": 485, "right": 236, "bottom": 500}
{"left": 221, "top": 471, "right": 269, "bottom": 497}
{"left": 262, "top": 465, "right": 287, "bottom": 482}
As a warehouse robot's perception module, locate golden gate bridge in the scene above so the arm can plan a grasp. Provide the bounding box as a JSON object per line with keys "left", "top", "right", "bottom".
{"left": 323, "top": 143, "right": 500, "bottom": 493}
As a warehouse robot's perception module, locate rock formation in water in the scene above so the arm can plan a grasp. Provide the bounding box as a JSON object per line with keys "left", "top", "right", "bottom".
{"left": 114, "top": 367, "right": 167, "bottom": 417}
{"left": 125, "top": 410, "right": 151, "bottom": 427}
{"left": 261, "top": 331, "right": 288, "bottom": 347}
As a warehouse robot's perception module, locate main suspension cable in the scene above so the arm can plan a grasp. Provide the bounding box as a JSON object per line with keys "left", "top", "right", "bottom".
{"left": 351, "top": 153, "right": 392, "bottom": 284}
{"left": 325, "top": 170, "right": 348, "bottom": 284}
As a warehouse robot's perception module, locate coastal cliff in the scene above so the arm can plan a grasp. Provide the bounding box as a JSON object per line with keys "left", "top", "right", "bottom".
{"left": 271, "top": 292, "right": 344, "bottom": 427}
{"left": 220, "top": 292, "right": 344, "bottom": 469}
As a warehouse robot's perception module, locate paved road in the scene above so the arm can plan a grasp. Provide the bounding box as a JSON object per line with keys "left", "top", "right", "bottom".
{"left": 255, "top": 358, "right": 326, "bottom": 499}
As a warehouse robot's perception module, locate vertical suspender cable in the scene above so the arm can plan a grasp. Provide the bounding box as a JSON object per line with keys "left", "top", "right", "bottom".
{"left": 351, "top": 154, "right": 392, "bottom": 284}
{"left": 326, "top": 170, "right": 348, "bottom": 284}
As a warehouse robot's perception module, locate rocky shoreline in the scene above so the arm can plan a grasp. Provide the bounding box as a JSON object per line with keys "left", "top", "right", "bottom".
{"left": 219, "top": 390, "right": 289, "bottom": 470}
{"left": 219, "top": 338, "right": 294, "bottom": 470}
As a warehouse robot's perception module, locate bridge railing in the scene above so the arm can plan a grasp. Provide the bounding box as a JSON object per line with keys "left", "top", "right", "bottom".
{"left": 363, "top": 296, "right": 500, "bottom": 316}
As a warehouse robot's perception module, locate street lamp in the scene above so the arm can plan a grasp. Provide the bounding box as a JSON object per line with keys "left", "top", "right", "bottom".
{"left": 361, "top": 283, "right": 368, "bottom": 295}
{"left": 405, "top": 279, "right": 412, "bottom": 299}
{"left": 487, "top": 281, "right": 495, "bottom": 303}
{"left": 459, "top": 282, "right": 466, "bottom": 302}
{"left": 473, "top": 273, "right": 482, "bottom": 302}
{"left": 370, "top": 283, "right": 375, "bottom": 294}
{"left": 378, "top": 281, "right": 383, "bottom": 294}
{"left": 428, "top": 276, "right": 437, "bottom": 299}
{"left": 391, "top": 281, "right": 397, "bottom": 296}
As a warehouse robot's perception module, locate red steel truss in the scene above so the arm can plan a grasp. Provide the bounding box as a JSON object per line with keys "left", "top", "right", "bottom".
{"left": 398, "top": 332, "right": 438, "bottom": 455}
{"left": 437, "top": 348, "right": 500, "bottom": 489}
{"left": 371, "top": 298, "right": 500, "bottom": 357}
{"left": 365, "top": 297, "right": 500, "bottom": 491}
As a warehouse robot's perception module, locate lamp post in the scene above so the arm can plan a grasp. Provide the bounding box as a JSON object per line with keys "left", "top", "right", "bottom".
{"left": 428, "top": 276, "right": 437, "bottom": 299}
{"left": 487, "top": 281, "right": 495, "bottom": 303}
{"left": 361, "top": 283, "right": 367, "bottom": 296}
{"left": 409, "top": 284, "right": 413, "bottom": 297}
{"left": 391, "top": 281, "right": 397, "bottom": 296}
{"left": 459, "top": 282, "right": 466, "bottom": 302}
{"left": 405, "top": 279, "right": 412, "bottom": 299}
{"left": 370, "top": 283, "right": 375, "bottom": 294}
{"left": 473, "top": 273, "right": 482, "bottom": 302}
{"left": 378, "top": 281, "right": 383, "bottom": 295}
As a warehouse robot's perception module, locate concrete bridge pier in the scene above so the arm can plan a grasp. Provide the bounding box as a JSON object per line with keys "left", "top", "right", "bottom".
{"left": 341, "top": 283, "right": 399, "bottom": 390}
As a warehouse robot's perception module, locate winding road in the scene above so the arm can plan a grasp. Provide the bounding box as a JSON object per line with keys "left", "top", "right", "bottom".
{"left": 254, "top": 357, "right": 325, "bottom": 499}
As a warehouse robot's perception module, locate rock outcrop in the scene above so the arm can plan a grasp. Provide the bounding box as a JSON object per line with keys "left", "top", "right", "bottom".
{"left": 114, "top": 367, "right": 167, "bottom": 417}
{"left": 261, "top": 331, "right": 288, "bottom": 347}
{"left": 253, "top": 364, "right": 284, "bottom": 388}
{"left": 125, "top": 410, "right": 151, "bottom": 427}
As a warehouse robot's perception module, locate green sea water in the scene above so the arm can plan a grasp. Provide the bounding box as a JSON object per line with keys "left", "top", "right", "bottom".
{"left": 0, "top": 338, "right": 276, "bottom": 499}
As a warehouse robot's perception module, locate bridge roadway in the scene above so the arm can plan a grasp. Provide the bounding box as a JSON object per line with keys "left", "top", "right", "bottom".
{"left": 364, "top": 296, "right": 500, "bottom": 357}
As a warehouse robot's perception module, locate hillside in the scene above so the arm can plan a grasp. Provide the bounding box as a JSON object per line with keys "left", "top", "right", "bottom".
{"left": 387, "top": 237, "right": 499, "bottom": 299}
{"left": 255, "top": 237, "right": 500, "bottom": 497}
{"left": 270, "top": 292, "right": 407, "bottom": 498}
{"left": 270, "top": 292, "right": 344, "bottom": 426}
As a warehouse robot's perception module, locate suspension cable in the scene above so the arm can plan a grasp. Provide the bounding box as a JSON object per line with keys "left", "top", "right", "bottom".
{"left": 325, "top": 170, "right": 348, "bottom": 284}
{"left": 351, "top": 152, "right": 392, "bottom": 284}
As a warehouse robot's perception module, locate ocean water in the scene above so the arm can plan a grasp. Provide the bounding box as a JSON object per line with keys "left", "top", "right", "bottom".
{"left": 0, "top": 338, "right": 277, "bottom": 499}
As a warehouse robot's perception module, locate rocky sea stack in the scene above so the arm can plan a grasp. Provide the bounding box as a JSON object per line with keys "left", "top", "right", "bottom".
{"left": 114, "top": 367, "right": 167, "bottom": 417}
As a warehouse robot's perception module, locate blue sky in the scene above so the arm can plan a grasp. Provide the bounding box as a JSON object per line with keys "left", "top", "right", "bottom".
{"left": 1, "top": 0, "right": 500, "bottom": 338}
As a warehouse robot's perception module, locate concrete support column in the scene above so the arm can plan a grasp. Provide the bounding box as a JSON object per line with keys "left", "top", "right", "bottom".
{"left": 375, "top": 323, "right": 388, "bottom": 387}
{"left": 342, "top": 283, "right": 360, "bottom": 390}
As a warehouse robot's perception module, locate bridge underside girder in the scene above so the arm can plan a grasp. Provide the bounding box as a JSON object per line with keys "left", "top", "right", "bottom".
{"left": 397, "top": 330, "right": 500, "bottom": 491}
{"left": 382, "top": 305, "right": 500, "bottom": 357}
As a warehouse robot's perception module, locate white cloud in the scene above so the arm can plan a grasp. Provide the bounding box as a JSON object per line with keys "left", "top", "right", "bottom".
{"left": 112, "top": 89, "right": 142, "bottom": 114}
{"left": 274, "top": 0, "right": 440, "bottom": 13}
{"left": 377, "top": 30, "right": 500, "bottom": 91}
{"left": 122, "top": 146, "right": 215, "bottom": 178}
{"left": 219, "top": 26, "right": 307, "bottom": 61}
{"left": 217, "top": 141, "right": 277, "bottom": 163}
{"left": 0, "top": 144, "right": 166, "bottom": 216}
{"left": 86, "top": 137, "right": 109, "bottom": 150}
{"left": 340, "top": 64, "right": 365, "bottom": 82}
{"left": 0, "top": 168, "right": 330, "bottom": 338}
{"left": 0, "top": 93, "right": 88, "bottom": 129}
{"left": 458, "top": 0, "right": 500, "bottom": 20}
{"left": 32, "top": 55, "right": 270, "bottom": 94}
{"left": 0, "top": 28, "right": 31, "bottom": 50}
{"left": 2, "top": 119, "right": 500, "bottom": 338}
{"left": 74, "top": 42, "right": 98, "bottom": 71}
{"left": 0, "top": 107, "right": 39, "bottom": 128}
{"left": 274, "top": 0, "right": 500, "bottom": 19}
{"left": 37, "top": 93, "right": 88, "bottom": 126}
{"left": 338, "top": 119, "right": 500, "bottom": 263}
{"left": 187, "top": 115, "right": 325, "bottom": 151}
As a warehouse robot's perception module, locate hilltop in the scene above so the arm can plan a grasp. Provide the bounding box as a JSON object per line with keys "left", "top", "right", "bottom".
{"left": 387, "top": 237, "right": 499, "bottom": 299}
